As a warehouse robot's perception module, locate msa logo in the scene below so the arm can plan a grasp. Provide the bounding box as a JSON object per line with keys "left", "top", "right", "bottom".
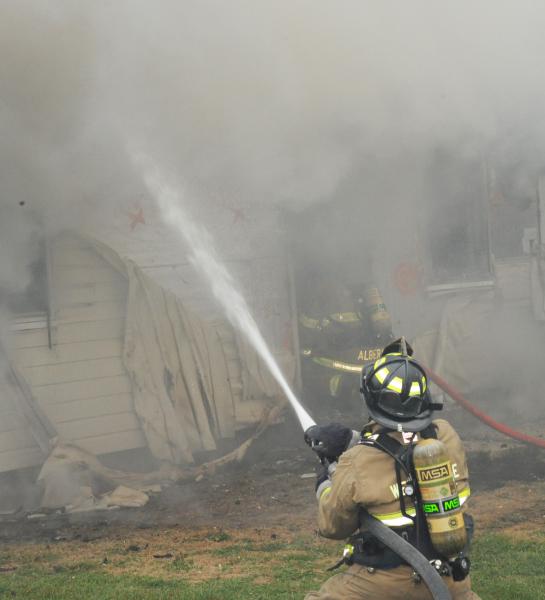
{"left": 442, "top": 497, "right": 460, "bottom": 512}
{"left": 423, "top": 502, "right": 440, "bottom": 514}
{"left": 418, "top": 464, "right": 450, "bottom": 481}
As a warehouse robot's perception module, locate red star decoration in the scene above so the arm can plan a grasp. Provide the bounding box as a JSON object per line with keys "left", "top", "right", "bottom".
{"left": 128, "top": 207, "right": 146, "bottom": 231}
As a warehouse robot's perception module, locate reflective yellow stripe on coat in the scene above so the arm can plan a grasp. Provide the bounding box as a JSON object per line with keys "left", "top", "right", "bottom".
{"left": 371, "top": 487, "right": 471, "bottom": 527}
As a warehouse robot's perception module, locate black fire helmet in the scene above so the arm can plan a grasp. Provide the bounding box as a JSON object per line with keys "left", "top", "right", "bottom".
{"left": 361, "top": 352, "right": 442, "bottom": 432}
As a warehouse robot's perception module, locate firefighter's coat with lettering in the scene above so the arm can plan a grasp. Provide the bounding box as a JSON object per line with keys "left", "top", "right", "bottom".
{"left": 317, "top": 419, "right": 470, "bottom": 539}
{"left": 305, "top": 419, "right": 480, "bottom": 599}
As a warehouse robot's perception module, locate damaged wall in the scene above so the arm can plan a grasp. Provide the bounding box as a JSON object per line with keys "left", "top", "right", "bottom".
{"left": 1, "top": 229, "right": 292, "bottom": 474}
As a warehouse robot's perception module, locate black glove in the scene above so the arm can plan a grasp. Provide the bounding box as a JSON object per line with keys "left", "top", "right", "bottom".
{"left": 304, "top": 423, "right": 352, "bottom": 462}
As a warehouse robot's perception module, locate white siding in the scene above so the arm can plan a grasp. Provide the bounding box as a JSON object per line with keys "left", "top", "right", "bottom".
{"left": 3, "top": 235, "right": 146, "bottom": 473}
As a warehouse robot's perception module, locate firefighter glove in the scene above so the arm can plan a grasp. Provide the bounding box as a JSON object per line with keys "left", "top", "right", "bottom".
{"left": 304, "top": 423, "right": 353, "bottom": 462}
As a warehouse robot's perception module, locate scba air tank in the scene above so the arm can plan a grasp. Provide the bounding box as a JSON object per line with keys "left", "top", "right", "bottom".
{"left": 413, "top": 438, "right": 467, "bottom": 558}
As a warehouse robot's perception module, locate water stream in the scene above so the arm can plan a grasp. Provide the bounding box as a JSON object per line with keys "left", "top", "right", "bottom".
{"left": 141, "top": 163, "right": 316, "bottom": 432}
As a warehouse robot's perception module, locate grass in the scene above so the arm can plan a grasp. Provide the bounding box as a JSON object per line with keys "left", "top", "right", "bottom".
{"left": 0, "top": 533, "right": 544, "bottom": 599}
{"left": 471, "top": 534, "right": 545, "bottom": 599}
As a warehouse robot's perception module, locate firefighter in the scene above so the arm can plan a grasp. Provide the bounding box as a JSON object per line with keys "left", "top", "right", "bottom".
{"left": 303, "top": 340, "right": 480, "bottom": 599}
{"left": 299, "top": 282, "right": 393, "bottom": 403}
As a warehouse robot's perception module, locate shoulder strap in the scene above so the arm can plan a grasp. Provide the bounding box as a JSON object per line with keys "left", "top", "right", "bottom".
{"left": 360, "top": 429, "right": 422, "bottom": 527}
{"left": 360, "top": 428, "right": 413, "bottom": 466}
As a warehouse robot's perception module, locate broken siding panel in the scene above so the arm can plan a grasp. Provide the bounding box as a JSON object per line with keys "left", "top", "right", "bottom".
{"left": 203, "top": 326, "right": 236, "bottom": 439}
{"left": 233, "top": 400, "right": 269, "bottom": 429}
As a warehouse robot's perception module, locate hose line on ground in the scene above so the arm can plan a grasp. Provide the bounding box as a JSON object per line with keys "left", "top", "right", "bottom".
{"left": 426, "top": 368, "right": 545, "bottom": 450}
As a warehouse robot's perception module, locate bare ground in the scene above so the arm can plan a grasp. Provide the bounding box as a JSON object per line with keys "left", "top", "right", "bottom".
{"left": 1, "top": 408, "right": 545, "bottom": 580}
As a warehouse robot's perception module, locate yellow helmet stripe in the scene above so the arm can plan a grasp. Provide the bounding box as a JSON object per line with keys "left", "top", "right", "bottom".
{"left": 387, "top": 376, "right": 403, "bottom": 393}
{"left": 373, "top": 356, "right": 387, "bottom": 369}
{"left": 375, "top": 367, "right": 389, "bottom": 384}
{"left": 409, "top": 381, "right": 421, "bottom": 397}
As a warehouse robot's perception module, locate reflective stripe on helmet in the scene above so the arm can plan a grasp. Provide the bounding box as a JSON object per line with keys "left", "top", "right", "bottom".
{"left": 374, "top": 356, "right": 387, "bottom": 369}
{"left": 375, "top": 367, "right": 389, "bottom": 383}
{"left": 373, "top": 353, "right": 402, "bottom": 371}
{"left": 409, "top": 381, "right": 422, "bottom": 397}
{"left": 387, "top": 376, "right": 403, "bottom": 393}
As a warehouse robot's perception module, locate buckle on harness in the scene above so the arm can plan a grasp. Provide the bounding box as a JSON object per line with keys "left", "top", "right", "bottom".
{"left": 327, "top": 543, "right": 354, "bottom": 571}
{"left": 343, "top": 544, "right": 355, "bottom": 560}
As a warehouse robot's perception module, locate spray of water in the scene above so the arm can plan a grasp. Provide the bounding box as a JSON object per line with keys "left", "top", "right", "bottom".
{"left": 140, "top": 161, "right": 316, "bottom": 432}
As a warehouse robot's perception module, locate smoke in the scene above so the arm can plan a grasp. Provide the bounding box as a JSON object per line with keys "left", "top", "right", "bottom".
{"left": 95, "top": 0, "right": 545, "bottom": 201}
{"left": 1, "top": 0, "right": 545, "bottom": 423}
{"left": 3, "top": 2, "right": 545, "bottom": 230}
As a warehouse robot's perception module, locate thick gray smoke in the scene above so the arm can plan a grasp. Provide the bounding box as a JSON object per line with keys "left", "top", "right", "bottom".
{"left": 1, "top": 1, "right": 545, "bottom": 420}
{"left": 3, "top": 2, "right": 545, "bottom": 233}
{"left": 2, "top": 2, "right": 545, "bottom": 265}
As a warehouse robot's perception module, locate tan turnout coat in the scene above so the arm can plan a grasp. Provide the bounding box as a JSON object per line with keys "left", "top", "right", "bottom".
{"left": 305, "top": 419, "right": 481, "bottom": 599}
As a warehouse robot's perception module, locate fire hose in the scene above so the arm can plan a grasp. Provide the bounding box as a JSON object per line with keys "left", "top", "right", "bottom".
{"left": 426, "top": 368, "right": 545, "bottom": 450}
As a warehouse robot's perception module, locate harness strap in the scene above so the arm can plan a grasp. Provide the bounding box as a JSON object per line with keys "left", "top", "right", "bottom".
{"left": 358, "top": 425, "right": 438, "bottom": 559}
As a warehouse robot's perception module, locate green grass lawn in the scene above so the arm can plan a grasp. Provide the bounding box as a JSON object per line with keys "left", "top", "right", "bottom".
{"left": 0, "top": 533, "right": 544, "bottom": 599}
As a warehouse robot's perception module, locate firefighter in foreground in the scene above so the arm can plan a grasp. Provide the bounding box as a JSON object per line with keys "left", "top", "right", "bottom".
{"left": 303, "top": 340, "right": 480, "bottom": 599}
